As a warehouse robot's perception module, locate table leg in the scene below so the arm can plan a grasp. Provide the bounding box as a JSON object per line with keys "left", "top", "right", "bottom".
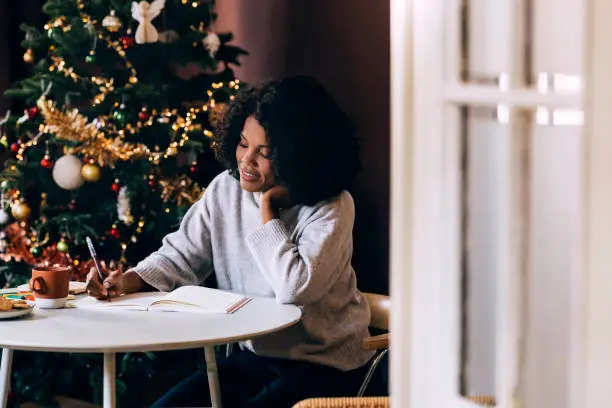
{"left": 0, "top": 348, "right": 13, "bottom": 408}
{"left": 103, "top": 352, "right": 116, "bottom": 408}
{"left": 204, "top": 345, "right": 222, "bottom": 408}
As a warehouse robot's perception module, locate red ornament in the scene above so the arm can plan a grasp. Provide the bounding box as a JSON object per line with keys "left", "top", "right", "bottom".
{"left": 190, "top": 165, "right": 198, "bottom": 173}
{"left": 10, "top": 143, "right": 19, "bottom": 153}
{"left": 40, "top": 157, "right": 53, "bottom": 169}
{"left": 25, "top": 106, "right": 38, "bottom": 119}
{"left": 147, "top": 178, "right": 157, "bottom": 188}
{"left": 111, "top": 182, "right": 121, "bottom": 193}
{"left": 120, "top": 36, "right": 134, "bottom": 50}
{"left": 109, "top": 228, "right": 120, "bottom": 239}
{"left": 68, "top": 200, "right": 76, "bottom": 210}
{"left": 138, "top": 110, "right": 150, "bottom": 121}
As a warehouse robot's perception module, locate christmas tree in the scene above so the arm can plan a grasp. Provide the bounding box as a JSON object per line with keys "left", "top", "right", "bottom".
{"left": 0, "top": 0, "right": 246, "bottom": 288}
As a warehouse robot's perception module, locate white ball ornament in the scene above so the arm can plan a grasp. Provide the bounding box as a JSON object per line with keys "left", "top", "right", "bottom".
{"left": 52, "top": 155, "right": 85, "bottom": 190}
{"left": 0, "top": 209, "right": 9, "bottom": 225}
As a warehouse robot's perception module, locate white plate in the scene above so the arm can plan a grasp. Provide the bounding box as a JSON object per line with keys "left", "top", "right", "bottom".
{"left": 17, "top": 281, "right": 87, "bottom": 294}
{"left": 0, "top": 305, "right": 34, "bottom": 320}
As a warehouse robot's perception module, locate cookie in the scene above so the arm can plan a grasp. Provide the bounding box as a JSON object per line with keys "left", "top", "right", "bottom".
{"left": 11, "top": 302, "right": 30, "bottom": 309}
{"left": 0, "top": 297, "right": 13, "bottom": 311}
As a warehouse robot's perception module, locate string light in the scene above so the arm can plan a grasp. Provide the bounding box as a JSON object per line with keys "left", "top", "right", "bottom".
{"left": 42, "top": 4, "right": 242, "bottom": 158}
{"left": 36, "top": 79, "right": 240, "bottom": 166}
{"left": 76, "top": 1, "right": 138, "bottom": 83}
{"left": 15, "top": 131, "right": 44, "bottom": 161}
{"left": 42, "top": 1, "right": 140, "bottom": 105}
{"left": 118, "top": 216, "right": 145, "bottom": 263}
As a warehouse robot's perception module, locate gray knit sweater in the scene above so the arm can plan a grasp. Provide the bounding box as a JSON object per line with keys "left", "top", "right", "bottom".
{"left": 130, "top": 171, "right": 374, "bottom": 371}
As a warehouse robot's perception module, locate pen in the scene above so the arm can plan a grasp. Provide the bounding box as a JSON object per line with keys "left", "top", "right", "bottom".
{"left": 86, "top": 236, "right": 105, "bottom": 283}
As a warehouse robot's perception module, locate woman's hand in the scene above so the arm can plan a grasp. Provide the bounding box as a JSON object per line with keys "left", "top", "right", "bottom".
{"left": 261, "top": 186, "right": 291, "bottom": 224}
{"left": 85, "top": 261, "right": 125, "bottom": 300}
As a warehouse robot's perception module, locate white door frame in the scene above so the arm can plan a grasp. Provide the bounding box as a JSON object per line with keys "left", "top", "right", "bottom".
{"left": 390, "top": 0, "right": 612, "bottom": 407}
{"left": 581, "top": 0, "right": 612, "bottom": 406}
{"left": 389, "top": 0, "right": 413, "bottom": 405}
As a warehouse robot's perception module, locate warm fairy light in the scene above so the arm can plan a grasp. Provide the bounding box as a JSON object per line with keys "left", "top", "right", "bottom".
{"left": 46, "top": 1, "right": 140, "bottom": 95}
{"left": 37, "top": 7, "right": 242, "bottom": 166}
{"left": 16, "top": 139, "right": 38, "bottom": 161}
{"left": 117, "top": 216, "right": 146, "bottom": 262}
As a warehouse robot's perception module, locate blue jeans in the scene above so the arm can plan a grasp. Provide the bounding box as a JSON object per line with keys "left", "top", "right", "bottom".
{"left": 151, "top": 349, "right": 370, "bottom": 408}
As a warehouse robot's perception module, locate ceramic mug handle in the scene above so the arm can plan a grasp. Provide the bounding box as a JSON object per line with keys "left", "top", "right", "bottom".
{"left": 29, "top": 276, "right": 47, "bottom": 295}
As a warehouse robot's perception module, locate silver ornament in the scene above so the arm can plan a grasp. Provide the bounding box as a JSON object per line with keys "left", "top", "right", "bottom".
{"left": 0, "top": 209, "right": 9, "bottom": 225}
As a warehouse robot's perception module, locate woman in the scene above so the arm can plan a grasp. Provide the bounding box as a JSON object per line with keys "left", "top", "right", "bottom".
{"left": 86, "top": 75, "right": 374, "bottom": 407}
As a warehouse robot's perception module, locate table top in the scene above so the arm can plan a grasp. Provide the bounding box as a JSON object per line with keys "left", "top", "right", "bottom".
{"left": 0, "top": 296, "right": 301, "bottom": 353}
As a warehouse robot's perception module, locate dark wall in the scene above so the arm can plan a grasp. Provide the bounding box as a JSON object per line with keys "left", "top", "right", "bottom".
{"left": 0, "top": 1, "right": 45, "bottom": 113}
{"left": 217, "top": 0, "right": 390, "bottom": 294}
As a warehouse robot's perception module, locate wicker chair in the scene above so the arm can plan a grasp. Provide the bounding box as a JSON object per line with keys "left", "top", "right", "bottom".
{"left": 293, "top": 396, "right": 390, "bottom": 408}
{"left": 292, "top": 395, "right": 496, "bottom": 407}
{"left": 357, "top": 292, "right": 390, "bottom": 396}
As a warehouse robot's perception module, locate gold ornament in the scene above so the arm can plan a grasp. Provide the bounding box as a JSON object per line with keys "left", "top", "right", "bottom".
{"left": 81, "top": 163, "right": 102, "bottom": 182}
{"left": 160, "top": 175, "right": 204, "bottom": 206}
{"left": 23, "top": 48, "right": 34, "bottom": 64}
{"left": 11, "top": 202, "right": 30, "bottom": 221}
{"left": 102, "top": 10, "right": 122, "bottom": 32}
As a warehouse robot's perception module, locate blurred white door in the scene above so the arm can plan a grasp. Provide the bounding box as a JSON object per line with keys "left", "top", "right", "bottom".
{"left": 390, "top": 0, "right": 612, "bottom": 407}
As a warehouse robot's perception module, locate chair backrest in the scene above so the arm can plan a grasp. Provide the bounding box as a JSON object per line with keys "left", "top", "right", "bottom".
{"left": 362, "top": 292, "right": 390, "bottom": 331}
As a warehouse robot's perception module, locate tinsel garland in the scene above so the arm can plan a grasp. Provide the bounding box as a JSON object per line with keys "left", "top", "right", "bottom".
{"left": 37, "top": 97, "right": 151, "bottom": 166}
{"left": 159, "top": 175, "right": 204, "bottom": 206}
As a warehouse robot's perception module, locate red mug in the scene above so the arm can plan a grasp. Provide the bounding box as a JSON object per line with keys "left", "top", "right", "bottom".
{"left": 29, "top": 265, "right": 71, "bottom": 309}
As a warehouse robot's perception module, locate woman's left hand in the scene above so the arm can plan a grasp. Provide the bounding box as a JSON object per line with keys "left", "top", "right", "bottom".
{"left": 261, "top": 186, "right": 291, "bottom": 223}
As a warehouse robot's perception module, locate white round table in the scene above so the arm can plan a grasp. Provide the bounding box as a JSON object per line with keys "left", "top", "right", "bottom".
{"left": 0, "top": 296, "right": 301, "bottom": 408}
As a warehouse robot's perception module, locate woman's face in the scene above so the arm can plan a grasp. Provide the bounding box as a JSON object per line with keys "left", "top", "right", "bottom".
{"left": 235, "top": 116, "right": 275, "bottom": 193}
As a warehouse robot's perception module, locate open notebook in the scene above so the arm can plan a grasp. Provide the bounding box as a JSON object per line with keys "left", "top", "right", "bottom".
{"left": 76, "top": 286, "right": 251, "bottom": 314}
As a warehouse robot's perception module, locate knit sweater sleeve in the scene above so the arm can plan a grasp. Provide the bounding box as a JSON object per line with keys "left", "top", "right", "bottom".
{"left": 129, "top": 178, "right": 216, "bottom": 292}
{"left": 245, "top": 192, "right": 354, "bottom": 305}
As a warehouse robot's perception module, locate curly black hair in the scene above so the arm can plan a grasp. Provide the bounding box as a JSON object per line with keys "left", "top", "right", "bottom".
{"left": 214, "top": 75, "right": 361, "bottom": 206}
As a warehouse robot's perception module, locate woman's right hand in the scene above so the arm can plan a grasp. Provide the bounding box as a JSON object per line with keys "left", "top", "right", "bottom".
{"left": 85, "top": 261, "right": 125, "bottom": 300}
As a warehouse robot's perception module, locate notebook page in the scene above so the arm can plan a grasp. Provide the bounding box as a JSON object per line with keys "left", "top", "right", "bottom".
{"left": 152, "top": 286, "right": 248, "bottom": 312}
{"left": 76, "top": 291, "right": 166, "bottom": 311}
